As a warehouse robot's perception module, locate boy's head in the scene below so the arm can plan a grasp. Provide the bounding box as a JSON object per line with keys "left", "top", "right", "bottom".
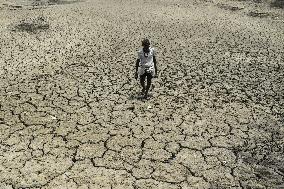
{"left": 142, "top": 39, "right": 150, "bottom": 47}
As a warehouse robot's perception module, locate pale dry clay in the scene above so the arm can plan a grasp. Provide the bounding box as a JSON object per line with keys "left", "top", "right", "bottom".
{"left": 0, "top": 0, "right": 284, "bottom": 188}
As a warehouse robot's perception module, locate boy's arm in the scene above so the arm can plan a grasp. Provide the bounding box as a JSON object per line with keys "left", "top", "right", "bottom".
{"left": 135, "top": 58, "right": 140, "bottom": 79}
{"left": 153, "top": 56, "right": 158, "bottom": 77}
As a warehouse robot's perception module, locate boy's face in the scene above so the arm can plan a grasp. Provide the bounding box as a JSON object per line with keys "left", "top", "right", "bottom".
{"left": 143, "top": 44, "right": 150, "bottom": 49}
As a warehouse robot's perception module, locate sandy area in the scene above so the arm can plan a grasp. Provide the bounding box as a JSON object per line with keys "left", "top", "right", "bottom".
{"left": 0, "top": 0, "right": 284, "bottom": 188}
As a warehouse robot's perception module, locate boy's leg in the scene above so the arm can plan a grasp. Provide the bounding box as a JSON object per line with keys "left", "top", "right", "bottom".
{"left": 140, "top": 74, "right": 146, "bottom": 93}
{"left": 144, "top": 73, "right": 152, "bottom": 97}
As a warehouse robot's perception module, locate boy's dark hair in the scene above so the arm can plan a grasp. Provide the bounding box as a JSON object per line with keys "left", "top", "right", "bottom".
{"left": 142, "top": 39, "right": 150, "bottom": 46}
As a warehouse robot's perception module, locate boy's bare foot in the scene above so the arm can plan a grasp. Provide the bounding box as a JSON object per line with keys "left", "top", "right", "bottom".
{"left": 143, "top": 93, "right": 148, "bottom": 99}
{"left": 141, "top": 88, "right": 145, "bottom": 94}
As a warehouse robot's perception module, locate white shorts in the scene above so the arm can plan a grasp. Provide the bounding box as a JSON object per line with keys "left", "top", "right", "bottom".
{"left": 138, "top": 66, "right": 155, "bottom": 77}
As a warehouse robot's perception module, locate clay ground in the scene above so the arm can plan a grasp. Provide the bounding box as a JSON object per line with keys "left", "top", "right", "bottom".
{"left": 0, "top": 0, "right": 284, "bottom": 188}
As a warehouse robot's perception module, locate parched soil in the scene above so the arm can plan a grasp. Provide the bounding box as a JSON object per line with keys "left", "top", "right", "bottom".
{"left": 0, "top": 0, "right": 284, "bottom": 188}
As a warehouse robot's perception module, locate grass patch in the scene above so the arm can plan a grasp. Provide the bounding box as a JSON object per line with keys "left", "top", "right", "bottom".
{"left": 217, "top": 3, "right": 244, "bottom": 11}
{"left": 248, "top": 11, "right": 270, "bottom": 18}
{"left": 32, "top": 0, "right": 80, "bottom": 6}
{"left": 271, "top": 0, "right": 284, "bottom": 8}
{"left": 12, "top": 17, "right": 49, "bottom": 33}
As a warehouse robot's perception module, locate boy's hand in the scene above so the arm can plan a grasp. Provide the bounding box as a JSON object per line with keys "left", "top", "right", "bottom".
{"left": 154, "top": 73, "right": 158, "bottom": 78}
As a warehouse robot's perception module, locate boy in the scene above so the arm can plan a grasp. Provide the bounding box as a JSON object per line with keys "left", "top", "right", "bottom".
{"left": 135, "top": 39, "right": 158, "bottom": 98}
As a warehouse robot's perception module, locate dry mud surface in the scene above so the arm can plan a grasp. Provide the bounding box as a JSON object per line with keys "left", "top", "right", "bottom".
{"left": 0, "top": 0, "right": 284, "bottom": 188}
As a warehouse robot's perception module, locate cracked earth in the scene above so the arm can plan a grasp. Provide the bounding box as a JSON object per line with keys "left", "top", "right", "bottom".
{"left": 0, "top": 0, "right": 284, "bottom": 188}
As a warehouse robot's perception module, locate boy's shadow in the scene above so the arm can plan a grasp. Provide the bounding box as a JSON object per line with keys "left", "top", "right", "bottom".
{"left": 128, "top": 92, "right": 153, "bottom": 101}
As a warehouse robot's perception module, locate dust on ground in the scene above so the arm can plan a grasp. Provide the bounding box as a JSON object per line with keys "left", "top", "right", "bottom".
{"left": 0, "top": 0, "right": 284, "bottom": 188}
